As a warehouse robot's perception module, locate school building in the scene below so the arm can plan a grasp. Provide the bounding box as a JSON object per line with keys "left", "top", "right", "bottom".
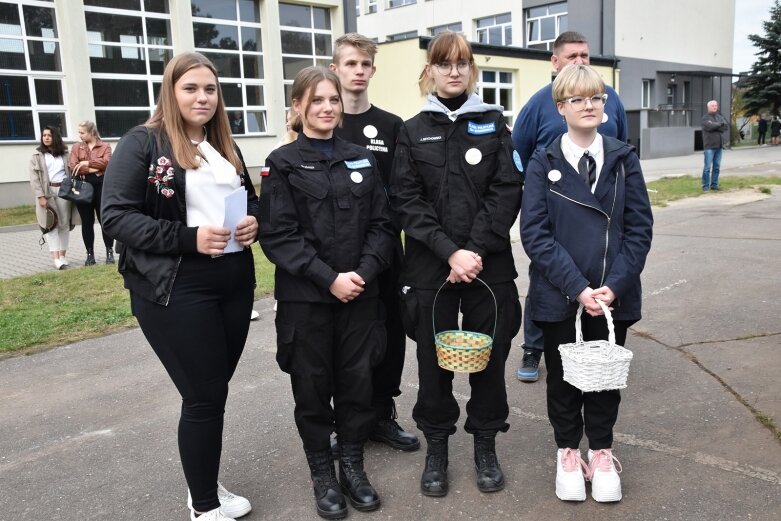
{"left": 2, "top": 0, "right": 735, "bottom": 207}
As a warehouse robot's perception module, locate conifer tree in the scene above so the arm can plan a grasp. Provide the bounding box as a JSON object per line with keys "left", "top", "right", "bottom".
{"left": 743, "top": 0, "right": 781, "bottom": 116}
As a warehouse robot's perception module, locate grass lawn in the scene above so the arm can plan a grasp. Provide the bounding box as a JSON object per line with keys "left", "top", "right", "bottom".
{"left": 0, "top": 205, "right": 37, "bottom": 227}
{"left": 645, "top": 175, "right": 781, "bottom": 206}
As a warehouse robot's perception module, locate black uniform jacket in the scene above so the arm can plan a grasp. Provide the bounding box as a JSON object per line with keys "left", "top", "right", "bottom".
{"left": 259, "top": 133, "right": 395, "bottom": 303}
{"left": 391, "top": 98, "right": 523, "bottom": 289}
{"left": 102, "top": 126, "right": 260, "bottom": 306}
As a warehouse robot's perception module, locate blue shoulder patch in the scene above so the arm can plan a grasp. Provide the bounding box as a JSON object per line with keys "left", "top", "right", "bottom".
{"left": 512, "top": 150, "right": 523, "bottom": 173}
{"left": 467, "top": 121, "right": 496, "bottom": 135}
{"left": 344, "top": 158, "right": 372, "bottom": 169}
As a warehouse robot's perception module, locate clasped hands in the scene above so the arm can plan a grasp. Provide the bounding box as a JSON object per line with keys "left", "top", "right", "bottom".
{"left": 446, "top": 249, "right": 483, "bottom": 283}
{"left": 196, "top": 216, "right": 258, "bottom": 255}
{"left": 577, "top": 286, "right": 616, "bottom": 317}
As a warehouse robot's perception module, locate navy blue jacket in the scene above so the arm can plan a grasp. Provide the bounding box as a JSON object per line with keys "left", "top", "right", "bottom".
{"left": 520, "top": 135, "right": 653, "bottom": 322}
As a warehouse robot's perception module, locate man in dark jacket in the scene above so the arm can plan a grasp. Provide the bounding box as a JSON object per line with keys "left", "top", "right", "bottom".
{"left": 701, "top": 100, "right": 728, "bottom": 191}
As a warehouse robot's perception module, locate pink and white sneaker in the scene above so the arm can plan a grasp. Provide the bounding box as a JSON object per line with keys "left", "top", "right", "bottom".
{"left": 588, "top": 448, "right": 623, "bottom": 502}
{"left": 555, "top": 448, "right": 589, "bottom": 501}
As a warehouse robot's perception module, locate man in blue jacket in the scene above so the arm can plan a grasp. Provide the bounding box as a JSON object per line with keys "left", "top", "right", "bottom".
{"left": 512, "top": 31, "right": 628, "bottom": 383}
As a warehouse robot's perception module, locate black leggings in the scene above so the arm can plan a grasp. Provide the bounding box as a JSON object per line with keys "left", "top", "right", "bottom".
{"left": 131, "top": 251, "right": 254, "bottom": 513}
{"left": 76, "top": 175, "right": 113, "bottom": 251}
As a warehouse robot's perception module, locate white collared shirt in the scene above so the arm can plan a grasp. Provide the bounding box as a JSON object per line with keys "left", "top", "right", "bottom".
{"left": 561, "top": 133, "right": 604, "bottom": 193}
{"left": 185, "top": 140, "right": 242, "bottom": 228}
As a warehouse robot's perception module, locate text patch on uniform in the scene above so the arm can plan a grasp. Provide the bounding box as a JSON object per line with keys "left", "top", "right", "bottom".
{"left": 344, "top": 158, "right": 372, "bottom": 170}
{"left": 467, "top": 121, "right": 496, "bottom": 135}
{"left": 418, "top": 135, "right": 443, "bottom": 143}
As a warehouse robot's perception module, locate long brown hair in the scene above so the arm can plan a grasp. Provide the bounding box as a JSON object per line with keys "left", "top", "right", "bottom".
{"left": 418, "top": 32, "right": 478, "bottom": 96}
{"left": 146, "top": 52, "right": 242, "bottom": 172}
{"left": 288, "top": 66, "right": 343, "bottom": 134}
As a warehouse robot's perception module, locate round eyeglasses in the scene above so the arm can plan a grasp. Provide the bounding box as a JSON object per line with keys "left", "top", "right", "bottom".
{"left": 434, "top": 61, "right": 472, "bottom": 75}
{"left": 562, "top": 94, "right": 608, "bottom": 111}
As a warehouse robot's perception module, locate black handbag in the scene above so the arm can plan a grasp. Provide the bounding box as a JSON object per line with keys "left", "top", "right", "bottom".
{"left": 58, "top": 165, "right": 94, "bottom": 204}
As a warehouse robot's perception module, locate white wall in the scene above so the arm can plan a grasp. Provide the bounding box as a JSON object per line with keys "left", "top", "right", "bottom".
{"left": 614, "top": 0, "right": 735, "bottom": 69}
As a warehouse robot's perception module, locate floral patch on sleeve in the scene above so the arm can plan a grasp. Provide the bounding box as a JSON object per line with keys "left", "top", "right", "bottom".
{"left": 148, "top": 156, "right": 175, "bottom": 198}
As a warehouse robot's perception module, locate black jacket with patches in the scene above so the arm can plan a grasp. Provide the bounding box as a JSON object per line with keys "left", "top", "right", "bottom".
{"left": 391, "top": 94, "right": 523, "bottom": 289}
{"left": 259, "top": 133, "right": 395, "bottom": 303}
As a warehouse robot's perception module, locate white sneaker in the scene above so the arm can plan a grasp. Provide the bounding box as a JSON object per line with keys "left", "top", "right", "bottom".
{"left": 53, "top": 258, "right": 65, "bottom": 270}
{"left": 189, "top": 507, "right": 235, "bottom": 521}
{"left": 588, "top": 448, "right": 622, "bottom": 502}
{"left": 187, "top": 482, "right": 252, "bottom": 519}
{"left": 555, "top": 448, "right": 588, "bottom": 501}
{"left": 250, "top": 310, "right": 260, "bottom": 321}
{"left": 273, "top": 300, "right": 277, "bottom": 312}
{"left": 60, "top": 257, "right": 69, "bottom": 266}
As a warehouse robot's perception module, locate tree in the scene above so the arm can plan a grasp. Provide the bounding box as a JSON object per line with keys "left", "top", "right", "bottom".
{"left": 743, "top": 0, "right": 781, "bottom": 116}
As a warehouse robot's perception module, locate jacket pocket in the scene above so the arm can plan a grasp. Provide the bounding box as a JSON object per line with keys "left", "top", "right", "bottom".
{"left": 275, "top": 322, "right": 296, "bottom": 374}
{"left": 398, "top": 286, "right": 419, "bottom": 342}
{"left": 289, "top": 171, "right": 329, "bottom": 199}
{"left": 347, "top": 170, "right": 375, "bottom": 198}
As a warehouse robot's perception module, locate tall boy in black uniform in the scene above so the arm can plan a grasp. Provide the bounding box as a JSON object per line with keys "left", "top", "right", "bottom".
{"left": 330, "top": 33, "right": 419, "bottom": 452}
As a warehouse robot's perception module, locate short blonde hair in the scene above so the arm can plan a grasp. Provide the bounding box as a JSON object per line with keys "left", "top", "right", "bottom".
{"left": 418, "top": 32, "right": 478, "bottom": 96}
{"left": 333, "top": 33, "right": 378, "bottom": 64}
{"left": 552, "top": 64, "right": 605, "bottom": 103}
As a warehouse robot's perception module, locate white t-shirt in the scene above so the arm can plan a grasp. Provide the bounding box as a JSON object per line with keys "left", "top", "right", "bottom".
{"left": 45, "top": 153, "right": 66, "bottom": 184}
{"left": 185, "top": 141, "right": 242, "bottom": 228}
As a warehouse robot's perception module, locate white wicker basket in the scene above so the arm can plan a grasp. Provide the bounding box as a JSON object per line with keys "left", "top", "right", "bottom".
{"left": 558, "top": 300, "right": 633, "bottom": 392}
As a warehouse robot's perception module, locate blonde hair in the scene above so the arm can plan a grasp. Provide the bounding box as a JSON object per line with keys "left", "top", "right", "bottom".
{"left": 418, "top": 32, "right": 478, "bottom": 96}
{"left": 145, "top": 52, "right": 242, "bottom": 172}
{"left": 78, "top": 120, "right": 100, "bottom": 140}
{"left": 288, "top": 66, "right": 343, "bottom": 134}
{"left": 333, "top": 33, "right": 378, "bottom": 64}
{"left": 552, "top": 64, "right": 605, "bottom": 103}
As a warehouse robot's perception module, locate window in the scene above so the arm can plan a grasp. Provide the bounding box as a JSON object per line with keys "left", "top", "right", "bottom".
{"left": 355, "top": 0, "right": 360, "bottom": 17}
{"left": 84, "top": 0, "right": 172, "bottom": 138}
{"left": 279, "top": 2, "right": 332, "bottom": 106}
{"left": 367, "top": 0, "right": 377, "bottom": 14}
{"left": 478, "top": 69, "right": 514, "bottom": 124}
{"left": 0, "top": 0, "right": 66, "bottom": 141}
{"left": 192, "top": 0, "right": 266, "bottom": 134}
{"left": 525, "top": 2, "right": 567, "bottom": 51}
{"left": 642, "top": 79, "right": 653, "bottom": 109}
{"left": 388, "top": 0, "right": 415, "bottom": 7}
{"left": 429, "top": 22, "right": 462, "bottom": 36}
{"left": 476, "top": 13, "right": 511, "bottom": 47}
{"left": 387, "top": 30, "right": 417, "bottom": 42}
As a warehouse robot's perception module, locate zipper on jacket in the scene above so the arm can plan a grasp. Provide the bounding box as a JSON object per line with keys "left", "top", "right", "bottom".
{"left": 163, "top": 255, "right": 183, "bottom": 307}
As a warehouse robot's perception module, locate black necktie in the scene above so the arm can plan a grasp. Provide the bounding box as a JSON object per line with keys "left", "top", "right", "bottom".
{"left": 578, "top": 152, "right": 596, "bottom": 188}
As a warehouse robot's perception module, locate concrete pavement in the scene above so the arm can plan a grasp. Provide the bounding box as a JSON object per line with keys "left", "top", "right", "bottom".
{"left": 1, "top": 148, "right": 781, "bottom": 520}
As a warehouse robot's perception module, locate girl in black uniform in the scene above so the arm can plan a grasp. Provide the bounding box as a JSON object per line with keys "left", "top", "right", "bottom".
{"left": 258, "top": 66, "right": 394, "bottom": 519}
{"left": 391, "top": 32, "right": 523, "bottom": 497}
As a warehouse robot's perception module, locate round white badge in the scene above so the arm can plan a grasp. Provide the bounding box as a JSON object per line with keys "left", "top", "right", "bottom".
{"left": 363, "top": 125, "right": 378, "bottom": 139}
{"left": 548, "top": 169, "right": 562, "bottom": 182}
{"left": 350, "top": 171, "right": 363, "bottom": 183}
{"left": 465, "top": 148, "right": 482, "bottom": 165}
{"left": 602, "top": 113, "right": 609, "bottom": 124}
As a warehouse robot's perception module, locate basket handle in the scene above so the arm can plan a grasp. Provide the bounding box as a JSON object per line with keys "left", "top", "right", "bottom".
{"left": 574, "top": 299, "right": 615, "bottom": 347}
{"left": 432, "top": 277, "right": 498, "bottom": 341}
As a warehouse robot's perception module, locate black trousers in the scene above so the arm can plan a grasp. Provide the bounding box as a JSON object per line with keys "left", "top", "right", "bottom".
{"left": 536, "top": 314, "right": 633, "bottom": 450}
{"left": 406, "top": 281, "right": 521, "bottom": 438}
{"left": 76, "top": 174, "right": 113, "bottom": 251}
{"left": 275, "top": 297, "right": 385, "bottom": 451}
{"left": 131, "top": 251, "right": 254, "bottom": 513}
{"left": 371, "top": 256, "right": 408, "bottom": 419}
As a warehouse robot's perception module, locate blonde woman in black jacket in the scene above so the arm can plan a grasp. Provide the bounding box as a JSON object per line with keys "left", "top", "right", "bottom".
{"left": 102, "top": 52, "right": 259, "bottom": 521}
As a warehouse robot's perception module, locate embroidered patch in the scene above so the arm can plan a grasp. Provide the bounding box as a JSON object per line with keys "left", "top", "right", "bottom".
{"left": 260, "top": 166, "right": 270, "bottom": 177}
{"left": 418, "top": 135, "right": 443, "bottom": 143}
{"left": 148, "top": 156, "right": 175, "bottom": 198}
{"left": 467, "top": 121, "right": 496, "bottom": 135}
{"left": 299, "top": 164, "right": 316, "bottom": 170}
{"left": 344, "top": 158, "right": 372, "bottom": 169}
{"left": 512, "top": 150, "right": 524, "bottom": 172}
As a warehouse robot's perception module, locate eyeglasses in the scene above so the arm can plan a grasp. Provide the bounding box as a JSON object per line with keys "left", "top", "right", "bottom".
{"left": 561, "top": 94, "right": 608, "bottom": 111}
{"left": 434, "top": 61, "right": 472, "bottom": 75}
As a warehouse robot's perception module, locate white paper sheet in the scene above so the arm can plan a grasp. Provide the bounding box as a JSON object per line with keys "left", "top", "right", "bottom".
{"left": 223, "top": 187, "right": 247, "bottom": 253}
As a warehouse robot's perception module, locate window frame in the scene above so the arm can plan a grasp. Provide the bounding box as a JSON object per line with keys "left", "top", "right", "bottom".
{"left": 429, "top": 22, "right": 462, "bottom": 36}
{"left": 642, "top": 79, "right": 652, "bottom": 109}
{"left": 477, "top": 68, "right": 515, "bottom": 124}
{"left": 475, "top": 13, "right": 512, "bottom": 47}
{"left": 525, "top": 2, "right": 567, "bottom": 51}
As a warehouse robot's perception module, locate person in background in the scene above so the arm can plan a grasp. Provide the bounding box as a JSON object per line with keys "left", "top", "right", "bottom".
{"left": 512, "top": 30, "right": 628, "bottom": 384}
{"left": 330, "top": 32, "right": 420, "bottom": 453}
{"left": 770, "top": 115, "right": 781, "bottom": 146}
{"left": 29, "top": 126, "right": 79, "bottom": 269}
{"left": 101, "top": 52, "right": 260, "bottom": 521}
{"left": 259, "top": 66, "right": 394, "bottom": 519}
{"left": 521, "top": 64, "right": 653, "bottom": 504}
{"left": 757, "top": 114, "right": 767, "bottom": 145}
{"left": 391, "top": 32, "right": 523, "bottom": 498}
{"left": 701, "top": 100, "right": 728, "bottom": 191}
{"left": 68, "top": 120, "right": 114, "bottom": 265}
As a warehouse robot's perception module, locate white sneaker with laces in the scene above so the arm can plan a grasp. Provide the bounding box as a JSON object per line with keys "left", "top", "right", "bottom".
{"left": 187, "top": 482, "right": 252, "bottom": 519}
{"left": 588, "top": 448, "right": 622, "bottom": 502}
{"left": 555, "top": 448, "right": 588, "bottom": 501}
{"left": 60, "top": 257, "right": 69, "bottom": 266}
{"left": 189, "top": 506, "right": 235, "bottom": 521}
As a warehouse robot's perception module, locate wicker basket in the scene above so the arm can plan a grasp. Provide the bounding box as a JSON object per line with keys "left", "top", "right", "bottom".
{"left": 433, "top": 278, "right": 496, "bottom": 373}
{"left": 558, "top": 300, "right": 633, "bottom": 392}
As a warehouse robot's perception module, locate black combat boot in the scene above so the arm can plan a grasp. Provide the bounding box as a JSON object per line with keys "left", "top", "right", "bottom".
{"left": 85, "top": 249, "right": 96, "bottom": 266}
{"left": 369, "top": 401, "right": 420, "bottom": 451}
{"left": 338, "top": 441, "right": 381, "bottom": 511}
{"left": 474, "top": 434, "right": 505, "bottom": 492}
{"left": 105, "top": 247, "right": 115, "bottom": 264}
{"left": 304, "top": 449, "right": 348, "bottom": 520}
{"left": 420, "top": 436, "right": 449, "bottom": 497}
